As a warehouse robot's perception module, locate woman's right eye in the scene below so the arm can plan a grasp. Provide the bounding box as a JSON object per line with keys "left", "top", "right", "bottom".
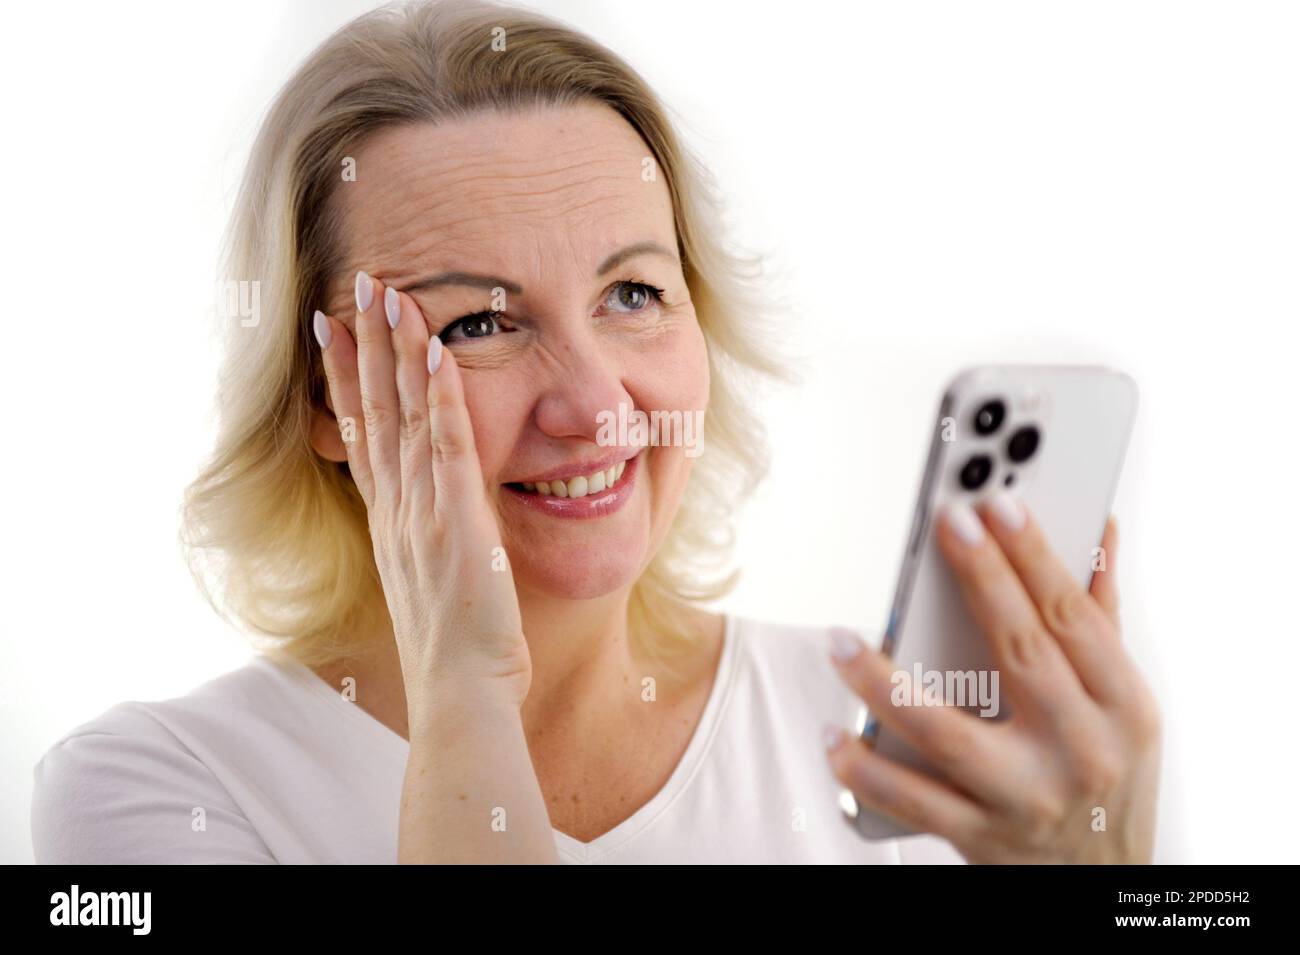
{"left": 440, "top": 311, "right": 506, "bottom": 343}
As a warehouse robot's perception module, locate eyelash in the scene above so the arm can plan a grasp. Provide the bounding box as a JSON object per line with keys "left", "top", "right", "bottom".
{"left": 438, "top": 279, "right": 667, "bottom": 343}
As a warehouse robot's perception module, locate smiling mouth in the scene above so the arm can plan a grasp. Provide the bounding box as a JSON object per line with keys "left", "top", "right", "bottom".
{"left": 506, "top": 459, "right": 628, "bottom": 499}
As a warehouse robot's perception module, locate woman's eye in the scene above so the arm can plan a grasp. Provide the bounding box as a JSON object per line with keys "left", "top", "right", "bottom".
{"left": 440, "top": 282, "right": 664, "bottom": 341}
{"left": 441, "top": 312, "right": 504, "bottom": 342}
{"left": 607, "top": 281, "right": 666, "bottom": 313}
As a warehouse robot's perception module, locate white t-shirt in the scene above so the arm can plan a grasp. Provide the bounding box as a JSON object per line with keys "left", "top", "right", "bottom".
{"left": 31, "top": 614, "right": 965, "bottom": 864}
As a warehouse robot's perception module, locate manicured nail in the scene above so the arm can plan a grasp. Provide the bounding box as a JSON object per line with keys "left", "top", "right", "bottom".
{"left": 312, "top": 310, "right": 331, "bottom": 349}
{"left": 355, "top": 270, "right": 373, "bottom": 312}
{"left": 945, "top": 500, "right": 985, "bottom": 545}
{"left": 988, "top": 490, "right": 1025, "bottom": 531}
{"left": 823, "top": 723, "right": 846, "bottom": 752}
{"left": 427, "top": 335, "right": 443, "bottom": 375}
{"left": 829, "top": 627, "right": 864, "bottom": 663}
{"left": 384, "top": 286, "right": 401, "bottom": 329}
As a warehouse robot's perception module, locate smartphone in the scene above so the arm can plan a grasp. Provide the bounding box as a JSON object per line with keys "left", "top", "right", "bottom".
{"left": 844, "top": 364, "right": 1139, "bottom": 840}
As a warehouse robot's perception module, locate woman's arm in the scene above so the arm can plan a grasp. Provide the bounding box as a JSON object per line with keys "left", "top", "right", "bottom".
{"left": 401, "top": 691, "right": 555, "bottom": 864}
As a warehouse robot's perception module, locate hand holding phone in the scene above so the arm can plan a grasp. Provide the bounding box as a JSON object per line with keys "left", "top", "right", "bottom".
{"left": 825, "top": 365, "right": 1163, "bottom": 863}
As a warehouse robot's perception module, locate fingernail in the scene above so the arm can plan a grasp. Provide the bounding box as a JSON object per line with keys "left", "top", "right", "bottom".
{"left": 945, "top": 500, "right": 985, "bottom": 545}
{"left": 989, "top": 490, "right": 1025, "bottom": 531}
{"left": 312, "top": 310, "right": 331, "bottom": 349}
{"left": 427, "top": 335, "right": 443, "bottom": 375}
{"left": 355, "top": 270, "right": 373, "bottom": 312}
{"left": 829, "top": 627, "right": 864, "bottom": 663}
{"left": 384, "top": 286, "right": 401, "bottom": 329}
{"left": 823, "top": 723, "right": 846, "bottom": 752}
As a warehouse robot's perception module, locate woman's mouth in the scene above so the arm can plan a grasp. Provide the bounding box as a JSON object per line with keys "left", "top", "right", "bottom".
{"left": 502, "top": 451, "right": 640, "bottom": 519}
{"left": 511, "top": 458, "right": 628, "bottom": 498}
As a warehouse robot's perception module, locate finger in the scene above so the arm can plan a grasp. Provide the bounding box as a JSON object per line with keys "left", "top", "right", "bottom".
{"left": 978, "top": 494, "right": 1131, "bottom": 707}
{"left": 425, "top": 338, "right": 489, "bottom": 524}
{"left": 1089, "top": 516, "right": 1121, "bottom": 629}
{"left": 386, "top": 286, "right": 434, "bottom": 515}
{"left": 314, "top": 309, "right": 375, "bottom": 507}
{"left": 826, "top": 727, "right": 987, "bottom": 848}
{"left": 827, "top": 628, "right": 1019, "bottom": 807}
{"left": 353, "top": 270, "right": 401, "bottom": 502}
{"left": 935, "top": 501, "right": 1092, "bottom": 725}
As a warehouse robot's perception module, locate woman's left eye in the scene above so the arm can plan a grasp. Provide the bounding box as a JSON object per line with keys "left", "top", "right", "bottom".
{"left": 606, "top": 280, "right": 666, "bottom": 313}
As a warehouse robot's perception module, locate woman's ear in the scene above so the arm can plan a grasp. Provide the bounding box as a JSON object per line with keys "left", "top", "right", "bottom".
{"left": 309, "top": 399, "right": 349, "bottom": 463}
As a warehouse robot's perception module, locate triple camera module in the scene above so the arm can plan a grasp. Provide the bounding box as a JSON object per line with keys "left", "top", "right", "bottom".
{"left": 958, "top": 398, "right": 1040, "bottom": 491}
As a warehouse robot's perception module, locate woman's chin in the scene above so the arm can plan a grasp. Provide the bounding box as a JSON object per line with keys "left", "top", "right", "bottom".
{"left": 497, "top": 480, "right": 658, "bottom": 600}
{"left": 512, "top": 549, "right": 645, "bottom": 601}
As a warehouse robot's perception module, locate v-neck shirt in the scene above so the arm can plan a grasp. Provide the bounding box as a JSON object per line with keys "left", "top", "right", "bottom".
{"left": 31, "top": 614, "right": 964, "bottom": 864}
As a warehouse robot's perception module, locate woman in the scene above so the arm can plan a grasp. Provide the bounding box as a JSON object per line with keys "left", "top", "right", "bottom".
{"left": 31, "top": 0, "right": 1161, "bottom": 864}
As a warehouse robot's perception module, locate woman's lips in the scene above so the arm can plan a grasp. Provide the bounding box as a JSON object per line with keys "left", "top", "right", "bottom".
{"left": 502, "top": 451, "right": 640, "bottom": 520}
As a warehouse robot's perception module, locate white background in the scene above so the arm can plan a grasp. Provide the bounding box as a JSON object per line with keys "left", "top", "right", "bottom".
{"left": 2, "top": 0, "right": 1296, "bottom": 863}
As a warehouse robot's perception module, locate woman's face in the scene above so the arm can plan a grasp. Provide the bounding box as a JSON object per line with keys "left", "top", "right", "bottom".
{"left": 322, "top": 101, "right": 709, "bottom": 602}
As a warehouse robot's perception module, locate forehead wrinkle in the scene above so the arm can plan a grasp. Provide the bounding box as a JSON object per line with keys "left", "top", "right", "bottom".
{"left": 356, "top": 131, "right": 647, "bottom": 205}
{"left": 432, "top": 154, "right": 644, "bottom": 191}
{"left": 359, "top": 185, "right": 667, "bottom": 280}
{"left": 358, "top": 121, "right": 642, "bottom": 181}
{"left": 373, "top": 166, "right": 651, "bottom": 229}
{"left": 374, "top": 203, "right": 616, "bottom": 274}
{"left": 346, "top": 167, "right": 657, "bottom": 264}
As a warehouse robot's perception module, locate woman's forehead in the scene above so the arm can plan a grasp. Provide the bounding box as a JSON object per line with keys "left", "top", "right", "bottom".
{"left": 346, "top": 106, "right": 663, "bottom": 226}
{"left": 329, "top": 104, "right": 676, "bottom": 308}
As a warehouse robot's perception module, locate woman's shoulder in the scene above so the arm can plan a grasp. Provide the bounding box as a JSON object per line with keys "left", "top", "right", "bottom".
{"left": 35, "top": 654, "right": 303, "bottom": 762}
{"left": 30, "top": 656, "right": 300, "bottom": 864}
{"left": 723, "top": 613, "right": 874, "bottom": 723}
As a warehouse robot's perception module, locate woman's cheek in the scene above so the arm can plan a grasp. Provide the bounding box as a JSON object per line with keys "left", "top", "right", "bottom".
{"left": 458, "top": 372, "right": 516, "bottom": 484}
{"left": 638, "top": 319, "right": 709, "bottom": 511}
{"left": 642, "top": 311, "right": 710, "bottom": 415}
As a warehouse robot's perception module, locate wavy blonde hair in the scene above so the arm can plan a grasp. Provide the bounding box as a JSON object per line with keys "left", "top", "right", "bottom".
{"left": 182, "top": 0, "right": 790, "bottom": 669}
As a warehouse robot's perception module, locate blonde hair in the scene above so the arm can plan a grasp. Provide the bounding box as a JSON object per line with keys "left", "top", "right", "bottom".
{"left": 182, "top": 0, "right": 790, "bottom": 669}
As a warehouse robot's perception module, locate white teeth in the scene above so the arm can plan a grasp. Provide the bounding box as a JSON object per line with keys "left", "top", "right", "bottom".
{"left": 518, "top": 459, "right": 630, "bottom": 499}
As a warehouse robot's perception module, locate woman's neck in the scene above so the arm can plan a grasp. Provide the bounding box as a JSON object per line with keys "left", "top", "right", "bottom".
{"left": 309, "top": 588, "right": 720, "bottom": 746}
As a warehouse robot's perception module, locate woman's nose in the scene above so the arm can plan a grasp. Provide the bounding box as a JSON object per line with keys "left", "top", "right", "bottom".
{"left": 532, "top": 335, "right": 630, "bottom": 443}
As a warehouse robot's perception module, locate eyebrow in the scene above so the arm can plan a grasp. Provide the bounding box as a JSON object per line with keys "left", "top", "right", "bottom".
{"left": 394, "top": 241, "right": 678, "bottom": 296}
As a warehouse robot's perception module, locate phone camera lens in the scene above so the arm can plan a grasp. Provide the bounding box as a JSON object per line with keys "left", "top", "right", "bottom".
{"left": 973, "top": 399, "right": 1006, "bottom": 436}
{"left": 1007, "top": 426, "right": 1040, "bottom": 463}
{"left": 959, "top": 454, "right": 993, "bottom": 490}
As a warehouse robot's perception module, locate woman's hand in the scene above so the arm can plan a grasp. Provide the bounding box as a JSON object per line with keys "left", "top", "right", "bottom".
{"left": 316, "top": 272, "right": 556, "bottom": 863}
{"left": 825, "top": 498, "right": 1162, "bottom": 863}
{"left": 315, "top": 271, "right": 532, "bottom": 713}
